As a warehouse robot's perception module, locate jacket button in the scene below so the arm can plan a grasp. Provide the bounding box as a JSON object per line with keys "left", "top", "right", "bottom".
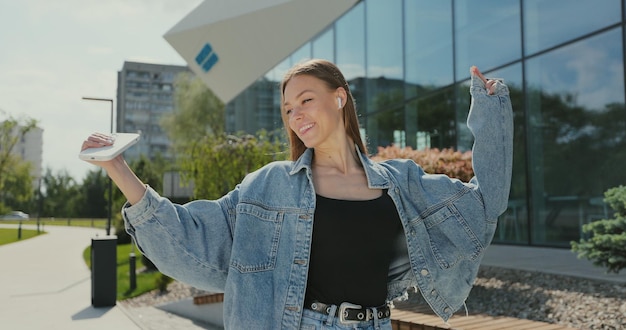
{"left": 430, "top": 289, "right": 437, "bottom": 296}
{"left": 420, "top": 269, "right": 429, "bottom": 276}
{"left": 444, "top": 307, "right": 451, "bottom": 314}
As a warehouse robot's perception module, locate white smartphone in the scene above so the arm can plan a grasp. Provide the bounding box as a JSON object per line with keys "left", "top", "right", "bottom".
{"left": 78, "top": 133, "right": 140, "bottom": 161}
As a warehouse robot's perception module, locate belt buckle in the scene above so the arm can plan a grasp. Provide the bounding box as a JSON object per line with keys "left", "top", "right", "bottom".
{"left": 338, "top": 302, "right": 363, "bottom": 325}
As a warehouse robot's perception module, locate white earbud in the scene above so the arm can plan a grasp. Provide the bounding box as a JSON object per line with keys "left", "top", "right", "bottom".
{"left": 337, "top": 97, "right": 342, "bottom": 108}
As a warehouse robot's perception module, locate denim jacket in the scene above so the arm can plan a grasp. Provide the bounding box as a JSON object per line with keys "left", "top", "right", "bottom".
{"left": 122, "top": 74, "right": 513, "bottom": 329}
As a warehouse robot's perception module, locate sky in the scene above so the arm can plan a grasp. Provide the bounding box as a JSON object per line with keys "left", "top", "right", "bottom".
{"left": 0, "top": 0, "right": 203, "bottom": 182}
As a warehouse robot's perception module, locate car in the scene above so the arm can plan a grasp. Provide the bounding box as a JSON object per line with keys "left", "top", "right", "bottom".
{"left": 0, "top": 211, "right": 29, "bottom": 220}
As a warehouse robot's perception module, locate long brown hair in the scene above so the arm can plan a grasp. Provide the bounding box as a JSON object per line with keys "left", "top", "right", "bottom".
{"left": 280, "top": 59, "right": 367, "bottom": 161}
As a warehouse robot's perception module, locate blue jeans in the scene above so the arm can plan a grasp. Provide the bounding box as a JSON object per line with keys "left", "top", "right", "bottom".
{"left": 299, "top": 307, "right": 392, "bottom": 330}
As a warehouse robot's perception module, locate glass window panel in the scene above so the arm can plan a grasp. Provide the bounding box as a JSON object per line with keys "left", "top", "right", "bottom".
{"left": 290, "top": 43, "right": 311, "bottom": 66}
{"left": 336, "top": 1, "right": 365, "bottom": 80}
{"left": 312, "top": 27, "right": 334, "bottom": 62}
{"left": 454, "top": 0, "right": 521, "bottom": 80}
{"left": 524, "top": 0, "right": 620, "bottom": 55}
{"left": 366, "top": 0, "right": 403, "bottom": 79}
{"left": 525, "top": 28, "right": 626, "bottom": 246}
{"left": 366, "top": 0, "right": 403, "bottom": 113}
{"left": 407, "top": 86, "right": 456, "bottom": 151}
{"left": 404, "top": 0, "right": 453, "bottom": 95}
{"left": 366, "top": 107, "right": 404, "bottom": 151}
{"left": 264, "top": 57, "right": 291, "bottom": 83}
{"left": 337, "top": 2, "right": 366, "bottom": 115}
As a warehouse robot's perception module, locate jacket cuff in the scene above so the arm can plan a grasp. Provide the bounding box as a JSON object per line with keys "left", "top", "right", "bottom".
{"left": 122, "top": 185, "right": 159, "bottom": 226}
{"left": 470, "top": 73, "right": 509, "bottom": 96}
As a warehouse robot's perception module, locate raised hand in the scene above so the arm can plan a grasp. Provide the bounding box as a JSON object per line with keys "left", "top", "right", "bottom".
{"left": 80, "top": 132, "right": 118, "bottom": 165}
{"left": 470, "top": 66, "right": 497, "bottom": 95}
{"left": 80, "top": 132, "right": 146, "bottom": 205}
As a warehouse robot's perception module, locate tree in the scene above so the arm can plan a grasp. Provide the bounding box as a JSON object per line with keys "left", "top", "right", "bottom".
{"left": 161, "top": 71, "right": 287, "bottom": 200}
{"left": 0, "top": 113, "right": 37, "bottom": 214}
{"left": 571, "top": 185, "right": 626, "bottom": 274}
{"left": 40, "top": 168, "right": 80, "bottom": 218}
{"left": 161, "top": 72, "right": 225, "bottom": 148}
{"left": 74, "top": 168, "right": 108, "bottom": 219}
{"left": 181, "top": 131, "right": 286, "bottom": 199}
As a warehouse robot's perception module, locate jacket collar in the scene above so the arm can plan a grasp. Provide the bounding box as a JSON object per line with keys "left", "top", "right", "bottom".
{"left": 289, "top": 146, "right": 390, "bottom": 189}
{"left": 289, "top": 148, "right": 314, "bottom": 175}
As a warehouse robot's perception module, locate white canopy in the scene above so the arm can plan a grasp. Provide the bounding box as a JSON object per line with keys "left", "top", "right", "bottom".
{"left": 164, "top": 0, "right": 359, "bottom": 103}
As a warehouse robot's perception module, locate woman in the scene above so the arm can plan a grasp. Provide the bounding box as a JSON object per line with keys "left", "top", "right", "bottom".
{"left": 81, "top": 59, "right": 512, "bottom": 329}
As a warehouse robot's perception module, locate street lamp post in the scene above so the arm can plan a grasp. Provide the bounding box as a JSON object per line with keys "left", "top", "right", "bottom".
{"left": 82, "top": 97, "right": 114, "bottom": 236}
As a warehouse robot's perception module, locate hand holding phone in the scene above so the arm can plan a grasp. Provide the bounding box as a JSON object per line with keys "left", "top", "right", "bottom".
{"left": 79, "top": 133, "right": 140, "bottom": 161}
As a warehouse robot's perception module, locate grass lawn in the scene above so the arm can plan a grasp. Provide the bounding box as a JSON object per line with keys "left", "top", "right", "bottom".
{"left": 83, "top": 242, "right": 165, "bottom": 300}
{"left": 0, "top": 228, "right": 46, "bottom": 246}
{"left": 2, "top": 218, "right": 108, "bottom": 229}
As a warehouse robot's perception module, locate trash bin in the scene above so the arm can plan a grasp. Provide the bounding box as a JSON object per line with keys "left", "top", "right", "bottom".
{"left": 91, "top": 236, "right": 117, "bottom": 307}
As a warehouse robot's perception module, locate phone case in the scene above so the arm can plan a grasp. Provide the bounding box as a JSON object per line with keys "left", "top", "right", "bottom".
{"left": 78, "top": 133, "right": 140, "bottom": 161}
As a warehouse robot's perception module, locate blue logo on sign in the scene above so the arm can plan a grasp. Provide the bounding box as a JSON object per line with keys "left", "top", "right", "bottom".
{"left": 195, "top": 43, "right": 219, "bottom": 72}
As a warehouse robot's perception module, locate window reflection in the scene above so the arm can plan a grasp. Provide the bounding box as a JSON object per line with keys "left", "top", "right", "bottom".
{"left": 412, "top": 87, "right": 456, "bottom": 150}
{"left": 264, "top": 57, "right": 291, "bottom": 82}
{"left": 526, "top": 28, "right": 626, "bottom": 245}
{"left": 312, "top": 28, "right": 334, "bottom": 62}
{"left": 366, "top": 0, "right": 402, "bottom": 79}
{"left": 366, "top": 0, "right": 403, "bottom": 113}
{"left": 226, "top": 0, "right": 626, "bottom": 249}
{"left": 336, "top": 1, "right": 365, "bottom": 81}
{"left": 290, "top": 43, "right": 312, "bottom": 66}
{"left": 454, "top": 0, "right": 521, "bottom": 79}
{"left": 366, "top": 107, "right": 404, "bottom": 151}
{"left": 524, "top": 0, "right": 620, "bottom": 55}
{"left": 336, "top": 1, "right": 365, "bottom": 115}
{"left": 404, "top": 0, "right": 453, "bottom": 94}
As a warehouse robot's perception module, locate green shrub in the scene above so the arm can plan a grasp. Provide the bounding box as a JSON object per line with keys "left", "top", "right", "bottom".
{"left": 142, "top": 254, "right": 159, "bottom": 272}
{"left": 181, "top": 131, "right": 286, "bottom": 200}
{"left": 155, "top": 273, "right": 173, "bottom": 293}
{"left": 571, "top": 185, "right": 626, "bottom": 274}
{"left": 114, "top": 215, "right": 132, "bottom": 244}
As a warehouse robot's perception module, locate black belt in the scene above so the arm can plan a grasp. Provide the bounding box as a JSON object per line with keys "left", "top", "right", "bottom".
{"left": 304, "top": 299, "right": 391, "bottom": 324}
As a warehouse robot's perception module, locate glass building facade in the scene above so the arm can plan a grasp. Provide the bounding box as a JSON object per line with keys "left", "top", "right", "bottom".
{"left": 225, "top": 0, "right": 626, "bottom": 247}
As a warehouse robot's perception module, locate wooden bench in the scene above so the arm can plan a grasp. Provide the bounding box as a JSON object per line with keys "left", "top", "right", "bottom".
{"left": 193, "top": 293, "right": 576, "bottom": 329}
{"left": 391, "top": 303, "right": 578, "bottom": 330}
{"left": 193, "top": 292, "right": 224, "bottom": 305}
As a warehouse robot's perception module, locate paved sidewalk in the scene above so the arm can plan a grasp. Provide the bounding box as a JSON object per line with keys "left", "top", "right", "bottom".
{"left": 0, "top": 224, "right": 142, "bottom": 330}
{"left": 0, "top": 223, "right": 223, "bottom": 330}
{"left": 481, "top": 244, "right": 626, "bottom": 284}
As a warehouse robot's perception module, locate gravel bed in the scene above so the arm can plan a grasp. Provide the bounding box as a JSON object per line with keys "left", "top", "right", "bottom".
{"left": 397, "top": 266, "right": 626, "bottom": 330}
{"left": 119, "top": 280, "right": 211, "bottom": 308}
{"left": 120, "top": 266, "right": 626, "bottom": 330}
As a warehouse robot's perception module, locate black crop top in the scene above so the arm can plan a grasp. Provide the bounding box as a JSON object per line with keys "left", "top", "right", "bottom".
{"left": 304, "top": 190, "right": 402, "bottom": 307}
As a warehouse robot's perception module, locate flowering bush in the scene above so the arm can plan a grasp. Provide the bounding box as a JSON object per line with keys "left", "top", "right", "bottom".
{"left": 370, "top": 145, "right": 474, "bottom": 182}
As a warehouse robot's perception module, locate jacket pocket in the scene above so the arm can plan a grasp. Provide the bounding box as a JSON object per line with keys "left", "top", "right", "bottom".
{"left": 421, "top": 205, "right": 483, "bottom": 269}
{"left": 230, "top": 203, "right": 283, "bottom": 273}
